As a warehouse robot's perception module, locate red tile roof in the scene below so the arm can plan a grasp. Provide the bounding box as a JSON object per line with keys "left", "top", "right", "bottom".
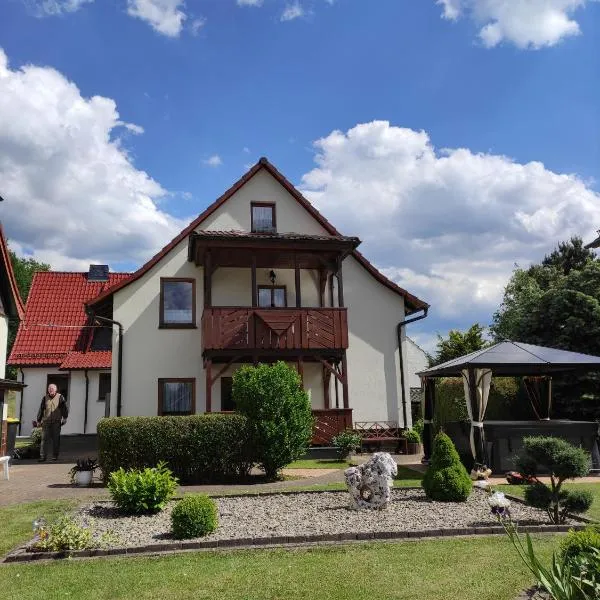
{"left": 0, "top": 223, "right": 25, "bottom": 320}
{"left": 8, "top": 272, "right": 130, "bottom": 368}
{"left": 89, "top": 158, "right": 429, "bottom": 314}
{"left": 60, "top": 351, "right": 112, "bottom": 370}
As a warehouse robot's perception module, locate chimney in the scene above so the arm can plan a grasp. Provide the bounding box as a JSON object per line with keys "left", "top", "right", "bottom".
{"left": 88, "top": 264, "right": 109, "bottom": 282}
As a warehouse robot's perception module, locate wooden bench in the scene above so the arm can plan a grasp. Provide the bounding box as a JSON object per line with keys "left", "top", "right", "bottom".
{"left": 354, "top": 421, "right": 408, "bottom": 454}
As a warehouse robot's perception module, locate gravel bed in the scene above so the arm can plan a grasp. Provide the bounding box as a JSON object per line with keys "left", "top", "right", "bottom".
{"left": 74, "top": 488, "right": 564, "bottom": 549}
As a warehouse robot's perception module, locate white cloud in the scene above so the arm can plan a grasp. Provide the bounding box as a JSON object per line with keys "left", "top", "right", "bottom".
{"left": 436, "top": 0, "right": 595, "bottom": 49}
{"left": 203, "top": 155, "right": 223, "bottom": 167}
{"left": 0, "top": 48, "right": 188, "bottom": 270}
{"left": 190, "top": 17, "right": 206, "bottom": 35}
{"left": 25, "top": 0, "right": 94, "bottom": 16}
{"left": 281, "top": 2, "right": 304, "bottom": 21}
{"left": 126, "top": 0, "right": 187, "bottom": 37}
{"left": 237, "top": 0, "right": 263, "bottom": 6}
{"left": 300, "top": 120, "right": 600, "bottom": 319}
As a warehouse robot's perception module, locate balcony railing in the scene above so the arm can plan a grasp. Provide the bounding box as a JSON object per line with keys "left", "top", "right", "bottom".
{"left": 312, "top": 409, "right": 353, "bottom": 445}
{"left": 202, "top": 307, "right": 349, "bottom": 353}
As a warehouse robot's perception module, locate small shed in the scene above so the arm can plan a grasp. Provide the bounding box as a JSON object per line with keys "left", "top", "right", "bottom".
{"left": 417, "top": 341, "right": 600, "bottom": 472}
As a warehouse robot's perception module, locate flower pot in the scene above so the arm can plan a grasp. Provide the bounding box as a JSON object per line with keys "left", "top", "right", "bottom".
{"left": 75, "top": 470, "right": 93, "bottom": 487}
{"left": 406, "top": 442, "right": 421, "bottom": 455}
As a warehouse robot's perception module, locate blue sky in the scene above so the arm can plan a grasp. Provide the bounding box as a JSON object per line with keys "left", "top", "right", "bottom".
{"left": 1, "top": 0, "right": 599, "bottom": 352}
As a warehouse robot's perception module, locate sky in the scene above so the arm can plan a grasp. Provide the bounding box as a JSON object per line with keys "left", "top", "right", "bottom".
{"left": 0, "top": 0, "right": 599, "bottom": 353}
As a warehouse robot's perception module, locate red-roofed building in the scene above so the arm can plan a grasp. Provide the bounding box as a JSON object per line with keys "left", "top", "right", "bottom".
{"left": 9, "top": 270, "right": 129, "bottom": 434}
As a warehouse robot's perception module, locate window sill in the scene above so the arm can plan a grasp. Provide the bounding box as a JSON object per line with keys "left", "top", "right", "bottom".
{"left": 158, "top": 324, "right": 198, "bottom": 329}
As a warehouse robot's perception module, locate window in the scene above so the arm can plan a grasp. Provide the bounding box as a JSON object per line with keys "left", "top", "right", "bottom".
{"left": 98, "top": 373, "right": 111, "bottom": 402}
{"left": 221, "top": 377, "right": 235, "bottom": 411}
{"left": 160, "top": 278, "right": 195, "bottom": 327}
{"left": 258, "top": 285, "right": 287, "bottom": 308}
{"left": 46, "top": 374, "right": 69, "bottom": 402}
{"left": 251, "top": 202, "right": 276, "bottom": 233}
{"left": 158, "top": 379, "right": 195, "bottom": 415}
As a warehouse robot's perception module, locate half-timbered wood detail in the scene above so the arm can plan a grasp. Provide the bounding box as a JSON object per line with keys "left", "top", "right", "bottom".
{"left": 202, "top": 307, "right": 348, "bottom": 353}
{"left": 312, "top": 408, "right": 353, "bottom": 445}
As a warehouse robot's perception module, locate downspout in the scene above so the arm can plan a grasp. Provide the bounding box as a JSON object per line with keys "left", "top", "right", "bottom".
{"left": 397, "top": 308, "right": 429, "bottom": 429}
{"left": 85, "top": 309, "right": 123, "bottom": 418}
{"left": 18, "top": 368, "right": 25, "bottom": 435}
{"left": 83, "top": 369, "right": 89, "bottom": 434}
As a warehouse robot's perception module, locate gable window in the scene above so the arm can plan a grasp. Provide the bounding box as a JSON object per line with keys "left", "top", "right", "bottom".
{"left": 221, "top": 376, "right": 235, "bottom": 411}
{"left": 160, "top": 278, "right": 195, "bottom": 328}
{"left": 98, "top": 373, "right": 111, "bottom": 402}
{"left": 91, "top": 326, "right": 113, "bottom": 351}
{"left": 251, "top": 202, "right": 276, "bottom": 233}
{"left": 158, "top": 378, "right": 195, "bottom": 415}
{"left": 258, "top": 285, "right": 287, "bottom": 308}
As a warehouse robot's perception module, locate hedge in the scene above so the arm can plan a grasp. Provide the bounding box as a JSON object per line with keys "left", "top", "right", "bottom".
{"left": 97, "top": 414, "right": 253, "bottom": 484}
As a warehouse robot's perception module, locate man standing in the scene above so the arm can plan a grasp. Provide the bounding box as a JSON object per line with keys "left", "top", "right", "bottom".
{"left": 34, "top": 384, "right": 68, "bottom": 462}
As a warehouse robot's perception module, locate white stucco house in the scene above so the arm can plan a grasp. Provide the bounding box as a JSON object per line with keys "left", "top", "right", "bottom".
{"left": 10, "top": 158, "right": 429, "bottom": 442}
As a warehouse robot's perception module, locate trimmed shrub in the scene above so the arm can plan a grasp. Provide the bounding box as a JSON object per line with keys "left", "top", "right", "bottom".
{"left": 332, "top": 430, "right": 362, "bottom": 459}
{"left": 108, "top": 462, "right": 178, "bottom": 514}
{"left": 413, "top": 418, "right": 424, "bottom": 441}
{"left": 403, "top": 429, "right": 421, "bottom": 443}
{"left": 233, "top": 361, "right": 314, "bottom": 479}
{"left": 171, "top": 494, "right": 218, "bottom": 539}
{"left": 97, "top": 414, "right": 253, "bottom": 484}
{"left": 422, "top": 432, "right": 472, "bottom": 502}
{"left": 516, "top": 436, "right": 592, "bottom": 523}
{"left": 560, "top": 525, "right": 600, "bottom": 562}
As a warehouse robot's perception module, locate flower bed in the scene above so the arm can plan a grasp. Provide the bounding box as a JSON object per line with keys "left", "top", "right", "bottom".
{"left": 78, "top": 488, "right": 569, "bottom": 548}
{"left": 6, "top": 488, "right": 584, "bottom": 563}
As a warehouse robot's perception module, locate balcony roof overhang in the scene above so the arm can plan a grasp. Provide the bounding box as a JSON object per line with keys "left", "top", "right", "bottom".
{"left": 188, "top": 230, "right": 361, "bottom": 270}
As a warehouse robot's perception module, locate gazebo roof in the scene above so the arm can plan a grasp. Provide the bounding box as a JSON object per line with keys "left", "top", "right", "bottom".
{"left": 417, "top": 341, "right": 600, "bottom": 377}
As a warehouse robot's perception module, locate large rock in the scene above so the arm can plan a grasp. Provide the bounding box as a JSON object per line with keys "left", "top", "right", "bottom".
{"left": 344, "top": 452, "right": 397, "bottom": 510}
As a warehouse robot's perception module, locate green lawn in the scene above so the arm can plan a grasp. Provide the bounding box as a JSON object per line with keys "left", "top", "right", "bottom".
{"left": 500, "top": 482, "right": 600, "bottom": 522}
{"left": 1, "top": 535, "right": 560, "bottom": 600}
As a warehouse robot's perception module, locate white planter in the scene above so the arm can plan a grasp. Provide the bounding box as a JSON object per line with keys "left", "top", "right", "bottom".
{"left": 75, "top": 470, "right": 93, "bottom": 487}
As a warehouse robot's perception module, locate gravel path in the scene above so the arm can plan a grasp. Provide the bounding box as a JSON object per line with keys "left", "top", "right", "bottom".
{"left": 76, "top": 488, "right": 560, "bottom": 549}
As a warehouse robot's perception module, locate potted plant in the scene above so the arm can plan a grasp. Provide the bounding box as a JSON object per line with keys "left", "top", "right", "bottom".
{"left": 69, "top": 458, "right": 99, "bottom": 487}
{"left": 403, "top": 429, "right": 421, "bottom": 454}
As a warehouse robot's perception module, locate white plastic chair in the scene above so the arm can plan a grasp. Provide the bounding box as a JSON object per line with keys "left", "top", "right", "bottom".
{"left": 0, "top": 456, "right": 10, "bottom": 480}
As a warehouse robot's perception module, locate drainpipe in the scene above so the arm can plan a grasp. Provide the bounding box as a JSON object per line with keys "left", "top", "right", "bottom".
{"left": 18, "top": 368, "right": 25, "bottom": 435}
{"left": 85, "top": 309, "right": 123, "bottom": 418}
{"left": 83, "top": 369, "right": 89, "bottom": 434}
{"left": 397, "top": 308, "right": 429, "bottom": 429}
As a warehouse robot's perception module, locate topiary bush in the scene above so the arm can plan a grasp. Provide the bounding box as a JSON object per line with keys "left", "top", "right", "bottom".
{"left": 332, "top": 429, "right": 362, "bottom": 459}
{"left": 516, "top": 436, "right": 592, "bottom": 523}
{"left": 233, "top": 361, "right": 314, "bottom": 479}
{"left": 403, "top": 429, "right": 421, "bottom": 443}
{"left": 108, "top": 461, "right": 178, "bottom": 514}
{"left": 560, "top": 525, "right": 600, "bottom": 562}
{"left": 422, "top": 432, "right": 472, "bottom": 502}
{"left": 171, "top": 494, "right": 218, "bottom": 539}
{"left": 97, "top": 414, "right": 253, "bottom": 484}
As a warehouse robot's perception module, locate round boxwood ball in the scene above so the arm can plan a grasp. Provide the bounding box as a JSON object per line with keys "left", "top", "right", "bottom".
{"left": 171, "top": 494, "right": 218, "bottom": 539}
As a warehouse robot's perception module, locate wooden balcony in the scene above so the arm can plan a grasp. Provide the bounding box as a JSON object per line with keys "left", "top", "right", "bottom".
{"left": 202, "top": 307, "right": 349, "bottom": 354}
{"left": 312, "top": 409, "right": 353, "bottom": 445}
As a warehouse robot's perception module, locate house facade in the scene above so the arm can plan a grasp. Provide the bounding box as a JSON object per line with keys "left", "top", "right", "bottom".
{"left": 11, "top": 158, "right": 428, "bottom": 441}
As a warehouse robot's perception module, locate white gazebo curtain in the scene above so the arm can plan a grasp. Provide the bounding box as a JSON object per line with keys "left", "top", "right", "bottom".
{"left": 462, "top": 368, "right": 493, "bottom": 461}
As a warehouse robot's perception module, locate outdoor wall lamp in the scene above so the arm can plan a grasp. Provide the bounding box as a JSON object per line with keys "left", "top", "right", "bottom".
{"left": 269, "top": 270, "right": 277, "bottom": 285}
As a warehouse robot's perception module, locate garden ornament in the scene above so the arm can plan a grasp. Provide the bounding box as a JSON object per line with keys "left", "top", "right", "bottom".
{"left": 344, "top": 452, "right": 397, "bottom": 510}
{"left": 470, "top": 464, "right": 492, "bottom": 481}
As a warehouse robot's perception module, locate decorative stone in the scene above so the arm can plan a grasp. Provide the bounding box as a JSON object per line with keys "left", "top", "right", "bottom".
{"left": 344, "top": 452, "right": 398, "bottom": 510}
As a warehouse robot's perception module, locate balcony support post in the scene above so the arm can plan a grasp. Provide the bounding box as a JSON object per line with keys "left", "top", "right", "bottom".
{"left": 336, "top": 258, "right": 344, "bottom": 308}
{"left": 323, "top": 365, "right": 331, "bottom": 409}
{"left": 297, "top": 356, "right": 304, "bottom": 387}
{"left": 341, "top": 352, "right": 349, "bottom": 409}
{"left": 251, "top": 253, "right": 257, "bottom": 308}
{"left": 319, "top": 269, "right": 327, "bottom": 308}
{"left": 204, "top": 250, "right": 212, "bottom": 307}
{"left": 205, "top": 358, "right": 212, "bottom": 413}
{"left": 294, "top": 253, "right": 302, "bottom": 308}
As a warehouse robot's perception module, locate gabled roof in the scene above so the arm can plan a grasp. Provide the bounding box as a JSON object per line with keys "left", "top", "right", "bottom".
{"left": 0, "top": 223, "right": 25, "bottom": 320}
{"left": 89, "top": 157, "right": 428, "bottom": 314}
{"left": 417, "top": 341, "right": 600, "bottom": 377}
{"left": 8, "top": 271, "right": 130, "bottom": 368}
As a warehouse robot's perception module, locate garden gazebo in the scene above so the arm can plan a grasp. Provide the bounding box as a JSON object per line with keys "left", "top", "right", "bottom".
{"left": 417, "top": 341, "right": 600, "bottom": 470}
